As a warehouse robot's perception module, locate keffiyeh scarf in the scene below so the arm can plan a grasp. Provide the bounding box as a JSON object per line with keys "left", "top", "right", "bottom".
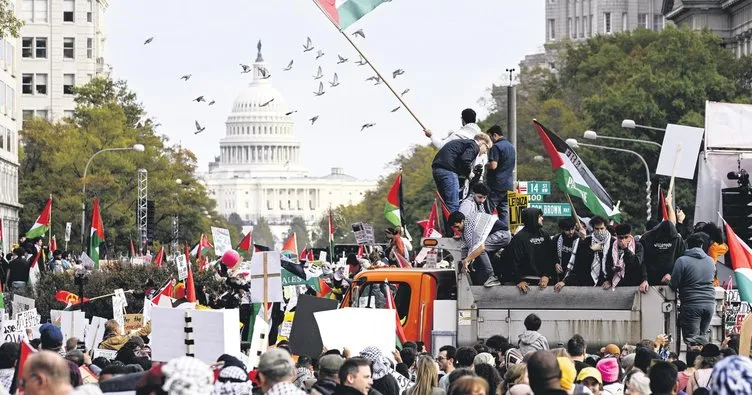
{"left": 266, "top": 382, "right": 307, "bottom": 395}
{"left": 709, "top": 356, "right": 752, "bottom": 395}
{"left": 161, "top": 356, "right": 215, "bottom": 395}
{"left": 360, "top": 346, "right": 392, "bottom": 380}
{"left": 462, "top": 212, "right": 497, "bottom": 253}
{"left": 590, "top": 234, "right": 611, "bottom": 285}
{"left": 610, "top": 236, "right": 635, "bottom": 288}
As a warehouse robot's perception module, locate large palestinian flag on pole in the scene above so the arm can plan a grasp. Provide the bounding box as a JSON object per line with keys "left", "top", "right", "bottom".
{"left": 315, "top": 0, "right": 391, "bottom": 30}
{"left": 384, "top": 173, "right": 402, "bottom": 227}
{"left": 533, "top": 120, "right": 621, "bottom": 222}
{"left": 25, "top": 198, "right": 52, "bottom": 239}
{"left": 724, "top": 220, "right": 752, "bottom": 303}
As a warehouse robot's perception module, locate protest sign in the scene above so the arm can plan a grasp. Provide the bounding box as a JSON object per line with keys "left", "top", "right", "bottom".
{"left": 250, "top": 252, "right": 283, "bottom": 308}
{"left": 50, "top": 310, "right": 87, "bottom": 341}
{"left": 12, "top": 295, "right": 35, "bottom": 316}
{"left": 92, "top": 349, "right": 117, "bottom": 360}
{"left": 211, "top": 227, "right": 232, "bottom": 256}
{"left": 15, "top": 308, "right": 40, "bottom": 331}
{"left": 176, "top": 254, "right": 188, "bottom": 281}
{"left": 1, "top": 320, "right": 23, "bottom": 344}
{"left": 124, "top": 314, "right": 144, "bottom": 333}
{"left": 191, "top": 309, "right": 240, "bottom": 365}
{"left": 289, "top": 295, "right": 337, "bottom": 357}
{"left": 85, "top": 317, "right": 108, "bottom": 351}
{"left": 314, "top": 308, "right": 395, "bottom": 359}
{"left": 151, "top": 306, "right": 188, "bottom": 362}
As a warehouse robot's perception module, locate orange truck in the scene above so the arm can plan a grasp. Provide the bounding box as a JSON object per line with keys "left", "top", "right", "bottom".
{"left": 341, "top": 237, "right": 726, "bottom": 353}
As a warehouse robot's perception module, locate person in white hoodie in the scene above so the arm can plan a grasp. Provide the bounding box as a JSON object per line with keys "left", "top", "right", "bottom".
{"left": 518, "top": 314, "right": 549, "bottom": 356}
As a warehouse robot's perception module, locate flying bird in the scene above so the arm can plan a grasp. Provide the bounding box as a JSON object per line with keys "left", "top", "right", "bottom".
{"left": 310, "top": 116, "right": 319, "bottom": 125}
{"left": 392, "top": 69, "right": 405, "bottom": 78}
{"left": 240, "top": 64, "right": 251, "bottom": 73}
{"left": 337, "top": 55, "right": 348, "bottom": 64}
{"left": 352, "top": 29, "right": 366, "bottom": 39}
{"left": 329, "top": 73, "right": 340, "bottom": 88}
{"left": 365, "top": 76, "right": 379, "bottom": 83}
{"left": 143, "top": 37, "right": 154, "bottom": 45}
{"left": 193, "top": 96, "right": 205, "bottom": 102}
{"left": 208, "top": 100, "right": 216, "bottom": 106}
{"left": 180, "top": 74, "right": 192, "bottom": 81}
{"left": 401, "top": 88, "right": 411, "bottom": 96}
{"left": 194, "top": 121, "right": 205, "bottom": 134}
{"left": 313, "top": 82, "right": 325, "bottom": 97}
{"left": 361, "top": 123, "right": 376, "bottom": 131}
{"left": 260, "top": 98, "right": 275, "bottom": 107}
{"left": 315, "top": 50, "right": 325, "bottom": 60}
{"left": 391, "top": 106, "right": 401, "bottom": 113}
{"left": 356, "top": 57, "right": 367, "bottom": 66}
{"left": 313, "top": 66, "right": 324, "bottom": 80}
{"left": 259, "top": 67, "right": 271, "bottom": 79}
{"left": 285, "top": 110, "right": 298, "bottom": 116}
{"left": 283, "top": 60, "right": 294, "bottom": 71}
{"left": 373, "top": 78, "right": 382, "bottom": 85}
{"left": 303, "top": 37, "right": 314, "bottom": 52}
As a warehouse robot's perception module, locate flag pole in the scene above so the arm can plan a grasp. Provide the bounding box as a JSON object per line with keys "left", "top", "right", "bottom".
{"left": 48, "top": 194, "right": 52, "bottom": 257}
{"left": 310, "top": 0, "right": 427, "bottom": 131}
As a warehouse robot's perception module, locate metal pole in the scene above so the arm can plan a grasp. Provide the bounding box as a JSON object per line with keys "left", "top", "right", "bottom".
{"left": 596, "top": 135, "right": 662, "bottom": 149}
{"left": 634, "top": 123, "right": 667, "bottom": 132}
{"left": 577, "top": 142, "right": 652, "bottom": 220}
{"left": 507, "top": 84, "right": 517, "bottom": 186}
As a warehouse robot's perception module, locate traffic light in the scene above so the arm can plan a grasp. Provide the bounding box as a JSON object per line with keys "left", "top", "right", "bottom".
{"left": 147, "top": 200, "right": 155, "bottom": 242}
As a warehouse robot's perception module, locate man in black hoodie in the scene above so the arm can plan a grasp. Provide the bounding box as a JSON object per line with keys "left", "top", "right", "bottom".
{"left": 498, "top": 207, "right": 556, "bottom": 294}
{"left": 639, "top": 220, "right": 685, "bottom": 289}
{"left": 556, "top": 216, "right": 614, "bottom": 290}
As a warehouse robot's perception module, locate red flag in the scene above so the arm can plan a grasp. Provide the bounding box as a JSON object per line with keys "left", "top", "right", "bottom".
{"left": 154, "top": 246, "right": 164, "bottom": 267}
{"left": 328, "top": 209, "right": 335, "bottom": 243}
{"left": 282, "top": 233, "right": 298, "bottom": 256}
{"left": 659, "top": 188, "right": 668, "bottom": 221}
{"left": 130, "top": 239, "right": 136, "bottom": 257}
{"left": 185, "top": 263, "right": 197, "bottom": 303}
{"left": 307, "top": 249, "right": 315, "bottom": 261}
{"left": 424, "top": 201, "right": 439, "bottom": 238}
{"left": 237, "top": 231, "right": 252, "bottom": 255}
{"left": 356, "top": 244, "right": 364, "bottom": 259}
{"left": 316, "top": 278, "right": 333, "bottom": 298}
{"left": 434, "top": 191, "right": 451, "bottom": 220}
{"left": 16, "top": 338, "right": 36, "bottom": 390}
{"left": 301, "top": 245, "right": 310, "bottom": 261}
{"left": 54, "top": 290, "right": 90, "bottom": 305}
{"left": 384, "top": 280, "right": 408, "bottom": 346}
{"left": 50, "top": 235, "right": 57, "bottom": 253}
{"left": 151, "top": 280, "right": 174, "bottom": 305}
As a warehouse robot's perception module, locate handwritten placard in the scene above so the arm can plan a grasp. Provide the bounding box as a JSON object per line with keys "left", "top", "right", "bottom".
{"left": 124, "top": 314, "right": 144, "bottom": 333}
{"left": 2, "top": 320, "right": 23, "bottom": 343}
{"left": 12, "top": 295, "right": 35, "bottom": 316}
{"left": 15, "top": 308, "right": 40, "bottom": 331}
{"left": 176, "top": 254, "right": 188, "bottom": 281}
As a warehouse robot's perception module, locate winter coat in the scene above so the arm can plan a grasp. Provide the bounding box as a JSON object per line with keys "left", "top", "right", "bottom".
{"left": 639, "top": 221, "right": 685, "bottom": 285}
{"left": 500, "top": 208, "right": 556, "bottom": 283}
{"left": 669, "top": 247, "right": 715, "bottom": 306}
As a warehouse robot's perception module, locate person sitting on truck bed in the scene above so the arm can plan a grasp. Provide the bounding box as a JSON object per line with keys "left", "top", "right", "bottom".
{"left": 639, "top": 220, "right": 686, "bottom": 288}
{"left": 555, "top": 216, "right": 615, "bottom": 290}
{"left": 499, "top": 207, "right": 556, "bottom": 294}
{"left": 448, "top": 211, "right": 510, "bottom": 288}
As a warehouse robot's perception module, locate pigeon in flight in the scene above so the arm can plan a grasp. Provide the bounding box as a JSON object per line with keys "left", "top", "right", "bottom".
{"left": 260, "top": 67, "right": 272, "bottom": 79}
{"left": 313, "top": 66, "right": 324, "bottom": 80}
{"left": 365, "top": 76, "right": 379, "bottom": 83}
{"left": 260, "top": 98, "right": 275, "bottom": 107}
{"left": 337, "top": 55, "right": 348, "bottom": 64}
{"left": 208, "top": 100, "right": 216, "bottom": 106}
{"left": 361, "top": 123, "right": 376, "bottom": 131}
{"left": 283, "top": 60, "right": 294, "bottom": 71}
{"left": 329, "top": 73, "right": 340, "bottom": 88}
{"left": 316, "top": 50, "right": 325, "bottom": 60}
{"left": 356, "top": 57, "right": 367, "bottom": 66}
{"left": 180, "top": 74, "right": 192, "bottom": 81}
{"left": 391, "top": 106, "right": 401, "bottom": 113}
{"left": 401, "top": 88, "right": 411, "bottom": 96}
{"left": 310, "top": 116, "right": 319, "bottom": 125}
{"left": 373, "top": 77, "right": 382, "bottom": 85}
{"left": 193, "top": 96, "right": 205, "bottom": 102}
{"left": 144, "top": 37, "right": 154, "bottom": 45}
{"left": 352, "top": 29, "right": 366, "bottom": 39}
{"left": 285, "top": 110, "right": 298, "bottom": 116}
{"left": 393, "top": 69, "right": 405, "bottom": 78}
{"left": 303, "top": 37, "right": 314, "bottom": 52}
{"left": 240, "top": 64, "right": 251, "bottom": 73}
{"left": 313, "top": 82, "right": 325, "bottom": 97}
{"left": 194, "top": 121, "right": 206, "bottom": 134}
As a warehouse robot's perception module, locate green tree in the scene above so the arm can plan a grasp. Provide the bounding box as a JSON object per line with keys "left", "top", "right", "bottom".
{"left": 19, "top": 77, "right": 239, "bottom": 256}
{"left": 252, "top": 218, "right": 274, "bottom": 248}
{"left": 227, "top": 213, "right": 244, "bottom": 235}
{"left": 0, "top": 0, "right": 23, "bottom": 39}
{"left": 287, "top": 217, "right": 310, "bottom": 252}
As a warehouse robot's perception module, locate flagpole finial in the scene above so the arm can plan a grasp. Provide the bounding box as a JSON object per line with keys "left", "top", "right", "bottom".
{"left": 256, "top": 40, "right": 264, "bottom": 63}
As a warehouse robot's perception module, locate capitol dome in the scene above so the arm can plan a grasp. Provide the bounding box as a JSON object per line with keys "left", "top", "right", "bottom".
{"left": 215, "top": 41, "right": 306, "bottom": 178}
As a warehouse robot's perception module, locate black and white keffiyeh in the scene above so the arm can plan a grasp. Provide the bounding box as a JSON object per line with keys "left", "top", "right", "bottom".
{"left": 710, "top": 355, "right": 752, "bottom": 395}
{"left": 360, "top": 346, "right": 392, "bottom": 380}
{"left": 462, "top": 212, "right": 497, "bottom": 253}
{"left": 265, "top": 382, "right": 307, "bottom": 395}
{"left": 590, "top": 233, "right": 611, "bottom": 285}
{"left": 161, "top": 356, "right": 215, "bottom": 395}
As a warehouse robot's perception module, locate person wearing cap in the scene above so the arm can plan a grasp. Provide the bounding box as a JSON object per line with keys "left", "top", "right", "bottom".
{"left": 669, "top": 232, "right": 716, "bottom": 345}
{"left": 602, "top": 344, "right": 621, "bottom": 358}
{"left": 575, "top": 367, "right": 603, "bottom": 395}
{"left": 39, "top": 323, "right": 65, "bottom": 355}
{"left": 595, "top": 357, "right": 622, "bottom": 394}
{"left": 526, "top": 351, "right": 568, "bottom": 395}
{"left": 686, "top": 343, "right": 721, "bottom": 394}
{"left": 310, "top": 354, "right": 345, "bottom": 395}
{"left": 608, "top": 224, "right": 645, "bottom": 291}
{"left": 257, "top": 348, "right": 307, "bottom": 395}
{"left": 0, "top": 342, "right": 19, "bottom": 392}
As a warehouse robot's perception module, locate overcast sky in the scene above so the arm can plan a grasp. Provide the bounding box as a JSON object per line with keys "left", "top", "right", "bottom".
{"left": 104, "top": 1, "right": 545, "bottom": 181}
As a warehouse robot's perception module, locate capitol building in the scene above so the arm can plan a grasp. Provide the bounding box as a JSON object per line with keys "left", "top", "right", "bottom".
{"left": 201, "top": 43, "right": 377, "bottom": 242}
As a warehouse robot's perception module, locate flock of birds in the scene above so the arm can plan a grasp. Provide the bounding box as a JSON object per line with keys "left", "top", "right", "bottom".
{"left": 142, "top": 29, "right": 410, "bottom": 134}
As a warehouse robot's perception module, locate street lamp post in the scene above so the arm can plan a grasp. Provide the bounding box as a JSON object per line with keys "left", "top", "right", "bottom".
{"left": 81, "top": 144, "right": 145, "bottom": 250}
{"left": 583, "top": 130, "right": 662, "bottom": 149}
{"left": 566, "top": 138, "right": 652, "bottom": 221}
{"left": 621, "top": 119, "right": 667, "bottom": 132}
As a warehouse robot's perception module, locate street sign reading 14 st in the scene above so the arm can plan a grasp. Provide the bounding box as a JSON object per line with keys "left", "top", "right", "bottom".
{"left": 518, "top": 181, "right": 551, "bottom": 195}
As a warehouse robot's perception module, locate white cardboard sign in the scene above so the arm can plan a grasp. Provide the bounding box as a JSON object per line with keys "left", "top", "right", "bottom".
{"left": 656, "top": 123, "right": 705, "bottom": 180}
{"left": 211, "top": 227, "right": 232, "bottom": 256}
{"left": 176, "top": 254, "right": 188, "bottom": 281}
{"left": 314, "top": 308, "right": 395, "bottom": 359}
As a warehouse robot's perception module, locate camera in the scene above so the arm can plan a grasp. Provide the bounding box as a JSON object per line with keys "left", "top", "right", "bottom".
{"left": 727, "top": 169, "right": 750, "bottom": 188}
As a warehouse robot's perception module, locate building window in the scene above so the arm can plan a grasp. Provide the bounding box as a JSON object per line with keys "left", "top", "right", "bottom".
{"left": 36, "top": 110, "right": 48, "bottom": 120}
{"left": 568, "top": 17, "right": 573, "bottom": 38}
{"left": 22, "top": 110, "right": 33, "bottom": 121}
{"left": 5, "top": 41, "right": 13, "bottom": 74}
{"left": 35, "top": 73, "right": 47, "bottom": 95}
{"left": 638, "top": 13, "right": 648, "bottom": 29}
{"left": 22, "top": 37, "right": 32, "bottom": 58}
{"left": 64, "top": 110, "right": 74, "bottom": 118}
{"left": 0, "top": 127, "right": 4, "bottom": 149}
{"left": 653, "top": 15, "right": 664, "bottom": 31}
{"left": 574, "top": 17, "right": 579, "bottom": 38}
{"left": 87, "top": 0, "right": 92, "bottom": 22}
{"left": 86, "top": 37, "right": 94, "bottom": 59}
{"left": 548, "top": 18, "right": 556, "bottom": 40}
{"left": 63, "top": 0, "right": 74, "bottom": 22}
{"left": 35, "top": 37, "right": 47, "bottom": 58}
{"left": 622, "top": 13, "right": 627, "bottom": 32}
{"left": 22, "top": 74, "right": 33, "bottom": 94}
{"left": 23, "top": 0, "right": 48, "bottom": 23}
{"left": 604, "top": 12, "right": 612, "bottom": 34}
{"left": 581, "top": 16, "right": 586, "bottom": 37}
{"left": 63, "top": 37, "right": 74, "bottom": 59}
{"left": 63, "top": 74, "right": 74, "bottom": 95}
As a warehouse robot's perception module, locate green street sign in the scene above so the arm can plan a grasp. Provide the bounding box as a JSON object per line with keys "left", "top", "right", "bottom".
{"left": 519, "top": 181, "right": 551, "bottom": 195}
{"left": 530, "top": 203, "right": 572, "bottom": 217}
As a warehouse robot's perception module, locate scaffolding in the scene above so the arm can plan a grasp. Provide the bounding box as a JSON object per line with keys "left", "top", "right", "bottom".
{"left": 137, "top": 169, "right": 148, "bottom": 250}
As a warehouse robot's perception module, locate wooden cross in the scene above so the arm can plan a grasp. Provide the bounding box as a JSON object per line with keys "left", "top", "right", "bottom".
{"left": 250, "top": 253, "right": 280, "bottom": 321}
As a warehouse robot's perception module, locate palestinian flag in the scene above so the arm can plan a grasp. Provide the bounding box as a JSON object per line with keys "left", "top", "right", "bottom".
{"left": 384, "top": 280, "right": 408, "bottom": 349}
{"left": 418, "top": 200, "right": 439, "bottom": 238}
{"left": 434, "top": 191, "right": 451, "bottom": 220}
{"left": 282, "top": 233, "right": 298, "bottom": 257}
{"left": 25, "top": 197, "right": 52, "bottom": 239}
{"left": 254, "top": 244, "right": 271, "bottom": 253}
{"left": 317, "top": 278, "right": 333, "bottom": 299}
{"left": 150, "top": 279, "right": 175, "bottom": 305}
{"left": 89, "top": 197, "right": 105, "bottom": 269}
{"left": 533, "top": 120, "right": 621, "bottom": 222}
{"left": 724, "top": 221, "right": 752, "bottom": 303}
{"left": 384, "top": 173, "right": 403, "bottom": 227}
{"left": 190, "top": 234, "right": 213, "bottom": 258}
{"left": 154, "top": 245, "right": 164, "bottom": 267}
{"left": 237, "top": 231, "right": 253, "bottom": 257}
{"left": 659, "top": 188, "right": 669, "bottom": 221}
{"left": 315, "top": 0, "right": 391, "bottom": 30}
{"left": 11, "top": 338, "right": 36, "bottom": 394}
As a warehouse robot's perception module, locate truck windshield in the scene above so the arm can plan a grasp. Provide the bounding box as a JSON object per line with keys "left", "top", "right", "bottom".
{"left": 357, "top": 282, "right": 411, "bottom": 323}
